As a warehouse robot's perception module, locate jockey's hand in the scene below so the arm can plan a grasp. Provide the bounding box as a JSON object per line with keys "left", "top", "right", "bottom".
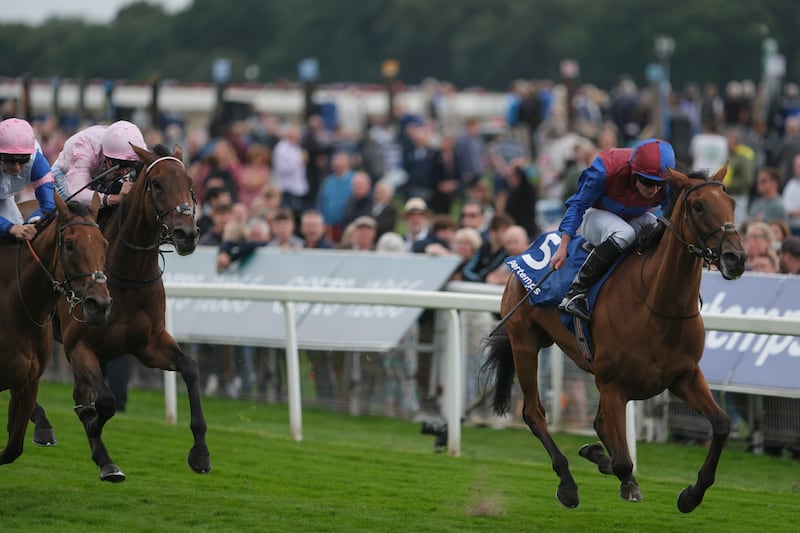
{"left": 551, "top": 234, "right": 571, "bottom": 270}
{"left": 119, "top": 180, "right": 134, "bottom": 197}
{"left": 11, "top": 223, "right": 37, "bottom": 241}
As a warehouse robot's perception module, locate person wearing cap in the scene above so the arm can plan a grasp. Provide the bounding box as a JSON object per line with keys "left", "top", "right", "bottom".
{"left": 0, "top": 118, "right": 56, "bottom": 240}
{"left": 51, "top": 120, "right": 146, "bottom": 210}
{"left": 553, "top": 138, "right": 676, "bottom": 321}
{"left": 401, "top": 197, "right": 447, "bottom": 253}
{"left": 779, "top": 236, "right": 800, "bottom": 274}
{"left": 340, "top": 215, "right": 377, "bottom": 251}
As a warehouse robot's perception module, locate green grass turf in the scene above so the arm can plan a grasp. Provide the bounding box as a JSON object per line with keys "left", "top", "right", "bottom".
{"left": 0, "top": 382, "right": 797, "bottom": 532}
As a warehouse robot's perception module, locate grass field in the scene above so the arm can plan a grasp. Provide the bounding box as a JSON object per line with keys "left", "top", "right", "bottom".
{"left": 0, "top": 382, "right": 798, "bottom": 532}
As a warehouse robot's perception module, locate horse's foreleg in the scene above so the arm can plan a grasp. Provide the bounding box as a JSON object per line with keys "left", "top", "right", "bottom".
{"left": 0, "top": 383, "right": 38, "bottom": 465}
{"left": 594, "top": 387, "right": 642, "bottom": 502}
{"left": 141, "top": 332, "right": 210, "bottom": 474}
{"left": 30, "top": 402, "right": 57, "bottom": 446}
{"left": 175, "top": 351, "right": 211, "bottom": 474}
{"left": 671, "top": 373, "right": 729, "bottom": 513}
{"left": 70, "top": 346, "right": 125, "bottom": 482}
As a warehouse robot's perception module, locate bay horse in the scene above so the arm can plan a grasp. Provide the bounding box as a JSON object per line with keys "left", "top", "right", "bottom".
{"left": 0, "top": 193, "right": 111, "bottom": 466}
{"left": 481, "top": 166, "right": 747, "bottom": 512}
{"left": 32, "top": 143, "right": 206, "bottom": 482}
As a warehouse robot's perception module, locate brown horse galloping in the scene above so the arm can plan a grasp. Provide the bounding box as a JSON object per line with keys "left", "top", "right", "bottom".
{"left": 481, "top": 166, "right": 746, "bottom": 512}
{"left": 31, "top": 143, "right": 204, "bottom": 482}
{"left": 0, "top": 194, "right": 111, "bottom": 466}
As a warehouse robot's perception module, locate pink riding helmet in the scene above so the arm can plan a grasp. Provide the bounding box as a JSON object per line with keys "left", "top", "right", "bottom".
{"left": 0, "top": 118, "right": 36, "bottom": 155}
{"left": 101, "top": 120, "right": 145, "bottom": 161}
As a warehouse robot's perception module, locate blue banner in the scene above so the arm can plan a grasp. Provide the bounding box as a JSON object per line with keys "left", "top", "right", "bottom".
{"left": 700, "top": 272, "right": 800, "bottom": 395}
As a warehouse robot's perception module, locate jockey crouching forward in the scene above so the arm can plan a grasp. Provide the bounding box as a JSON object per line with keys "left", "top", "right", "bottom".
{"left": 0, "top": 118, "right": 56, "bottom": 241}
{"left": 51, "top": 120, "right": 145, "bottom": 222}
{"left": 552, "top": 138, "right": 676, "bottom": 321}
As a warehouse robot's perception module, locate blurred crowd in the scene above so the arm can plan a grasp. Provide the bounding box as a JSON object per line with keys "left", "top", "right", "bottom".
{"left": 11, "top": 73, "right": 800, "bottom": 444}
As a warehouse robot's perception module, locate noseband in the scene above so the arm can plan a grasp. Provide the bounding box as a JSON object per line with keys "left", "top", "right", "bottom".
{"left": 119, "top": 155, "right": 197, "bottom": 252}
{"left": 19, "top": 218, "right": 108, "bottom": 326}
{"left": 659, "top": 181, "right": 738, "bottom": 269}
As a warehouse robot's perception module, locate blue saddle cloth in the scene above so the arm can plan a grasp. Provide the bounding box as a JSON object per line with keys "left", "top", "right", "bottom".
{"left": 504, "top": 231, "right": 625, "bottom": 329}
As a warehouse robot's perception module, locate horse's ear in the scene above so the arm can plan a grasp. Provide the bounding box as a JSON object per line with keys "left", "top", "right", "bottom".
{"left": 666, "top": 167, "right": 692, "bottom": 189}
{"left": 131, "top": 143, "right": 153, "bottom": 164}
{"left": 89, "top": 191, "right": 102, "bottom": 220}
{"left": 172, "top": 144, "right": 183, "bottom": 161}
{"left": 711, "top": 164, "right": 728, "bottom": 183}
{"left": 54, "top": 192, "right": 68, "bottom": 222}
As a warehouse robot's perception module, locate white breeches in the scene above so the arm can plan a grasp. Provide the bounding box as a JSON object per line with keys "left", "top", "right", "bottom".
{"left": 579, "top": 207, "right": 657, "bottom": 249}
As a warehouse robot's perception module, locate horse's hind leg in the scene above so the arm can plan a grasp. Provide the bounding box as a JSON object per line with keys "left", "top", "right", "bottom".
{"left": 30, "top": 402, "right": 57, "bottom": 446}
{"left": 509, "top": 330, "right": 580, "bottom": 508}
{"left": 593, "top": 386, "right": 642, "bottom": 502}
{"left": 0, "top": 383, "right": 38, "bottom": 465}
{"left": 671, "top": 372, "right": 730, "bottom": 513}
{"left": 71, "top": 348, "right": 126, "bottom": 482}
{"left": 578, "top": 441, "right": 613, "bottom": 475}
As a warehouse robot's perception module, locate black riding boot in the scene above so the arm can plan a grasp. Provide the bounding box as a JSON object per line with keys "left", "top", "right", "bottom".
{"left": 558, "top": 239, "right": 623, "bottom": 321}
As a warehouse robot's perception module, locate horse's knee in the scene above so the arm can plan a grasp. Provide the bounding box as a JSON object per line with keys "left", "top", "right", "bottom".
{"left": 710, "top": 413, "right": 731, "bottom": 438}
{"left": 95, "top": 395, "right": 116, "bottom": 419}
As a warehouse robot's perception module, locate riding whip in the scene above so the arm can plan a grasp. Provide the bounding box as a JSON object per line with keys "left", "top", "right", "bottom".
{"left": 488, "top": 265, "right": 555, "bottom": 337}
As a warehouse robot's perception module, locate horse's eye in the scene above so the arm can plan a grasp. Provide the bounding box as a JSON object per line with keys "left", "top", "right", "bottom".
{"left": 151, "top": 180, "right": 162, "bottom": 192}
{"left": 692, "top": 200, "right": 703, "bottom": 212}
{"left": 64, "top": 240, "right": 75, "bottom": 252}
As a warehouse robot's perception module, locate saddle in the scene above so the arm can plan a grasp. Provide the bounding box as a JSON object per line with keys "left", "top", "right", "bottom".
{"left": 504, "top": 232, "right": 629, "bottom": 366}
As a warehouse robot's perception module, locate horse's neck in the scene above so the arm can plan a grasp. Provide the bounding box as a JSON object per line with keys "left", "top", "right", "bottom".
{"left": 19, "top": 232, "right": 60, "bottom": 317}
{"left": 108, "top": 200, "right": 161, "bottom": 275}
{"left": 646, "top": 220, "right": 703, "bottom": 315}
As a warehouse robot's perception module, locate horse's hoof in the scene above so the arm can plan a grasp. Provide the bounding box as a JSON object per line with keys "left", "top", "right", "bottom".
{"left": 33, "top": 428, "right": 57, "bottom": 447}
{"left": 556, "top": 487, "right": 579, "bottom": 509}
{"left": 578, "top": 442, "right": 613, "bottom": 475}
{"left": 619, "top": 480, "right": 642, "bottom": 502}
{"left": 99, "top": 463, "right": 126, "bottom": 483}
{"left": 677, "top": 486, "right": 698, "bottom": 513}
{"left": 578, "top": 442, "right": 602, "bottom": 460}
{"left": 188, "top": 450, "right": 211, "bottom": 474}
{"left": 596, "top": 456, "right": 613, "bottom": 475}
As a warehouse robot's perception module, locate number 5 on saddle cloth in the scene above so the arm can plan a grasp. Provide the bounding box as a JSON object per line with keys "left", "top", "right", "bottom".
{"left": 504, "top": 231, "right": 627, "bottom": 363}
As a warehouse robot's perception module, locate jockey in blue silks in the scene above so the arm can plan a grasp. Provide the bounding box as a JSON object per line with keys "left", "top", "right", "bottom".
{"left": 551, "top": 138, "right": 676, "bottom": 321}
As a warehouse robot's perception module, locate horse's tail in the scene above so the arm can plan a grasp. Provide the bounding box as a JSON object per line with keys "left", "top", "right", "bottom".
{"left": 479, "top": 327, "right": 515, "bottom": 416}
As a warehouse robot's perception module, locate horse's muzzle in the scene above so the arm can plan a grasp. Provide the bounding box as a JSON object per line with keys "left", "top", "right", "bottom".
{"left": 719, "top": 250, "right": 747, "bottom": 280}
{"left": 83, "top": 296, "right": 112, "bottom": 326}
{"left": 173, "top": 225, "right": 199, "bottom": 256}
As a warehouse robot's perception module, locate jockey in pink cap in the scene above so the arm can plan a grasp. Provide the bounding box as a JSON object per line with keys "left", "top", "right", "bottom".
{"left": 52, "top": 120, "right": 145, "bottom": 209}
{"left": 553, "top": 138, "right": 676, "bottom": 321}
{"left": 0, "top": 118, "right": 56, "bottom": 241}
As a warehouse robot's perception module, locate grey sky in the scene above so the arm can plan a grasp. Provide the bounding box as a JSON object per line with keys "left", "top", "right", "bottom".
{"left": 1, "top": 0, "right": 191, "bottom": 25}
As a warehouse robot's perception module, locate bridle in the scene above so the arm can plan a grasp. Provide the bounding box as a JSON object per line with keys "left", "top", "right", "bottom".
{"left": 117, "top": 155, "right": 197, "bottom": 252}
{"left": 658, "top": 180, "right": 738, "bottom": 270}
{"left": 17, "top": 217, "right": 108, "bottom": 326}
{"left": 643, "top": 180, "right": 739, "bottom": 320}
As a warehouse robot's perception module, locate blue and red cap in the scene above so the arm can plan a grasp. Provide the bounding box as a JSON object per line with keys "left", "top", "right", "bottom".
{"left": 629, "top": 139, "right": 675, "bottom": 182}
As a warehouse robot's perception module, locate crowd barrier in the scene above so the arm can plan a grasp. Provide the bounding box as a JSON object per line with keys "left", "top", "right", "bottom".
{"left": 162, "top": 274, "right": 800, "bottom": 460}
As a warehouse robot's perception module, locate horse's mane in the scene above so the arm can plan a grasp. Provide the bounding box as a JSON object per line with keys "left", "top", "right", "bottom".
{"left": 635, "top": 164, "right": 711, "bottom": 252}
{"left": 66, "top": 200, "right": 90, "bottom": 216}
{"left": 152, "top": 144, "right": 171, "bottom": 157}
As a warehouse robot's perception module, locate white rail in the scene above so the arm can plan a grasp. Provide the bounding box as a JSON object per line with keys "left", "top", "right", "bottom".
{"left": 162, "top": 282, "right": 800, "bottom": 458}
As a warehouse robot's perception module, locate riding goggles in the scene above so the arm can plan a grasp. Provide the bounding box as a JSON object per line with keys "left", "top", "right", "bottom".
{"left": 1, "top": 154, "right": 31, "bottom": 165}
{"left": 637, "top": 174, "right": 663, "bottom": 188}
